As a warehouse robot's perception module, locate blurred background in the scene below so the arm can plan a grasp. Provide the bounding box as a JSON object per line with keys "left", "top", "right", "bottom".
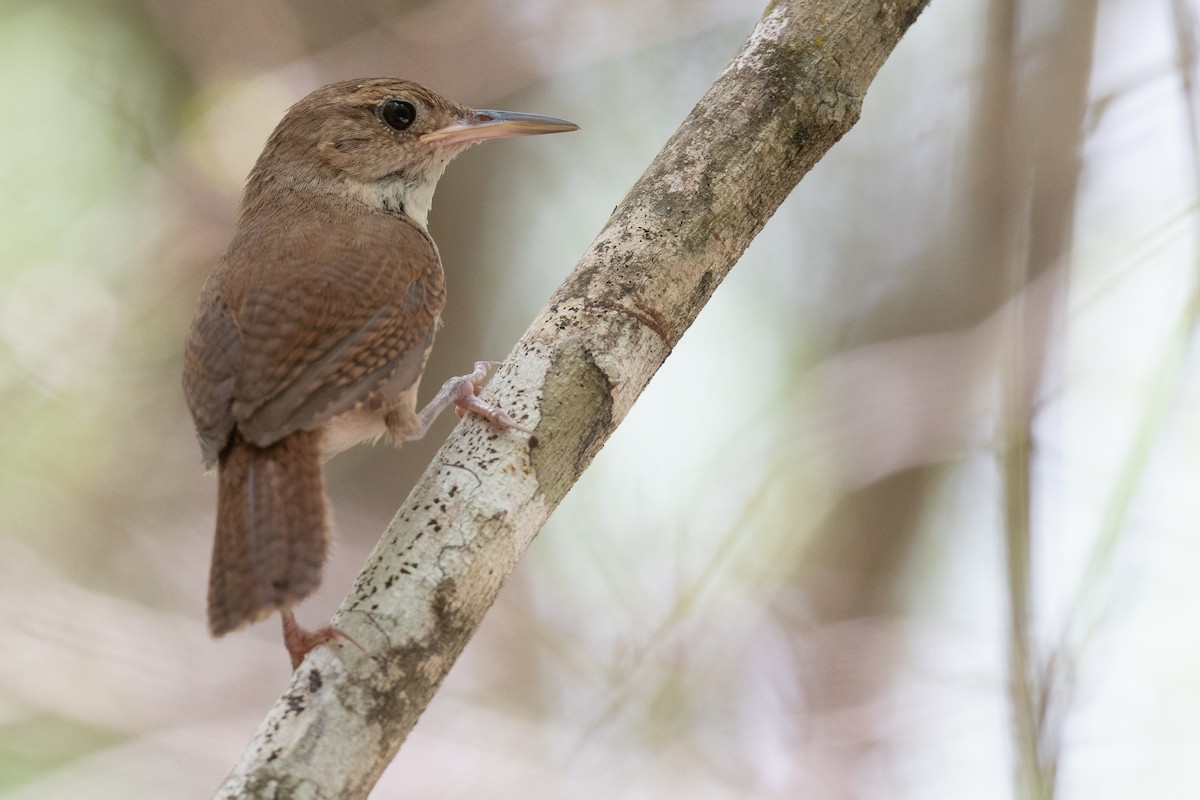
{"left": 1, "top": 0, "right": 1197, "bottom": 797}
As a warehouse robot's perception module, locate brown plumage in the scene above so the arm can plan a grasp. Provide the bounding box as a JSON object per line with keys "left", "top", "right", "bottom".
{"left": 208, "top": 429, "right": 327, "bottom": 636}
{"left": 181, "top": 78, "right": 576, "bottom": 665}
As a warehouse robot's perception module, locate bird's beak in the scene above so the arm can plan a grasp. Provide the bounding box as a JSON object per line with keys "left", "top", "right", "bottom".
{"left": 421, "top": 109, "right": 579, "bottom": 146}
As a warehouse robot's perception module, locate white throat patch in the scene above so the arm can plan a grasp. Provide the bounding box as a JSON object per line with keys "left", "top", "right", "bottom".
{"left": 360, "top": 158, "right": 450, "bottom": 230}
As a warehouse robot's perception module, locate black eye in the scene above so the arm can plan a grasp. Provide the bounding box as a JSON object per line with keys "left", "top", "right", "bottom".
{"left": 379, "top": 99, "right": 416, "bottom": 131}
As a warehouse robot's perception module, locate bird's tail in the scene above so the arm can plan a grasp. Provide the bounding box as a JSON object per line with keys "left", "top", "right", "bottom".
{"left": 207, "top": 429, "right": 329, "bottom": 637}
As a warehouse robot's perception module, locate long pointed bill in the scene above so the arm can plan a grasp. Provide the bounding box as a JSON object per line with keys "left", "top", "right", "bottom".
{"left": 420, "top": 109, "right": 579, "bottom": 146}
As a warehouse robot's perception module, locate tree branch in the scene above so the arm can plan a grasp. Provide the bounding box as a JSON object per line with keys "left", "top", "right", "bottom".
{"left": 214, "top": 0, "right": 929, "bottom": 796}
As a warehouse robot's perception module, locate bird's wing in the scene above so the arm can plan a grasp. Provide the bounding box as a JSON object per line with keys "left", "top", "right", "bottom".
{"left": 183, "top": 275, "right": 243, "bottom": 466}
{"left": 183, "top": 211, "right": 445, "bottom": 456}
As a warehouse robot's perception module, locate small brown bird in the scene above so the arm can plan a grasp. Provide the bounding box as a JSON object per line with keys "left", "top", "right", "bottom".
{"left": 182, "top": 78, "right": 576, "bottom": 667}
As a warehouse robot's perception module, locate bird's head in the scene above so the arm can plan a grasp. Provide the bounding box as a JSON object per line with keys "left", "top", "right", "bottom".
{"left": 244, "top": 78, "right": 578, "bottom": 227}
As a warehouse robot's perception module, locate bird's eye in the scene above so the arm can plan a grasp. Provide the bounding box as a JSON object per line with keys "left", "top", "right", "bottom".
{"left": 379, "top": 99, "right": 417, "bottom": 131}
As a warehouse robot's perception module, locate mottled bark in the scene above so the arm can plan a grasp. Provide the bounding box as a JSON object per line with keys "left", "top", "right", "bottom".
{"left": 214, "top": 0, "right": 930, "bottom": 796}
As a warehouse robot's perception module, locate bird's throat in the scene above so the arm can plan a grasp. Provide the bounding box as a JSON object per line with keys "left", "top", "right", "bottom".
{"left": 355, "top": 159, "right": 449, "bottom": 229}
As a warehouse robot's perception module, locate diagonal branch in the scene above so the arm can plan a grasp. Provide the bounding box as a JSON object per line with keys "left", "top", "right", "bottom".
{"left": 214, "top": 0, "right": 930, "bottom": 796}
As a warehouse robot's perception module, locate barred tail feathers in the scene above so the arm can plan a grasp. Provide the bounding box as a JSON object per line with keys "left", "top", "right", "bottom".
{"left": 207, "top": 429, "right": 328, "bottom": 637}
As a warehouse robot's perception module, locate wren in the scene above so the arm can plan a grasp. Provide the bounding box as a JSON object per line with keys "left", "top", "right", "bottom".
{"left": 182, "top": 78, "right": 576, "bottom": 668}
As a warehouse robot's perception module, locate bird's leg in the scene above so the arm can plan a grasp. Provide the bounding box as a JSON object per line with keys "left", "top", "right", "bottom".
{"left": 281, "top": 610, "right": 363, "bottom": 670}
{"left": 403, "top": 361, "right": 532, "bottom": 442}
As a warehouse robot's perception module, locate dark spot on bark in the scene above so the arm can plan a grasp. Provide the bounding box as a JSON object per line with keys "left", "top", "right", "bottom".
{"left": 589, "top": 297, "right": 673, "bottom": 345}
{"left": 358, "top": 577, "right": 473, "bottom": 731}
{"left": 282, "top": 689, "right": 305, "bottom": 717}
{"left": 692, "top": 270, "right": 715, "bottom": 308}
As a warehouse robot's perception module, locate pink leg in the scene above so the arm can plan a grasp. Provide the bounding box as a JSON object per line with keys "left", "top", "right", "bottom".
{"left": 402, "top": 361, "right": 531, "bottom": 443}
{"left": 281, "top": 610, "right": 362, "bottom": 669}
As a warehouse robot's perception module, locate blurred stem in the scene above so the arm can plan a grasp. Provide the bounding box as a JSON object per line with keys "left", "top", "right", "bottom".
{"left": 1063, "top": 0, "right": 1200, "bottom": 659}
{"left": 1078, "top": 0, "right": 1200, "bottom": 580}
{"left": 987, "top": 0, "right": 1098, "bottom": 796}
{"left": 1000, "top": 303, "right": 1046, "bottom": 800}
{"left": 979, "top": 0, "right": 1050, "bottom": 795}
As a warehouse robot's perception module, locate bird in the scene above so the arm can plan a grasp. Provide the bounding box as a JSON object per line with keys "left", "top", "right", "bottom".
{"left": 181, "top": 78, "right": 577, "bottom": 668}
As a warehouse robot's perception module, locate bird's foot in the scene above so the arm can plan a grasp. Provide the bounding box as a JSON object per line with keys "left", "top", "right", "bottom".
{"left": 446, "top": 361, "right": 533, "bottom": 434}
{"left": 407, "top": 361, "right": 533, "bottom": 442}
{"left": 281, "top": 610, "right": 363, "bottom": 669}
